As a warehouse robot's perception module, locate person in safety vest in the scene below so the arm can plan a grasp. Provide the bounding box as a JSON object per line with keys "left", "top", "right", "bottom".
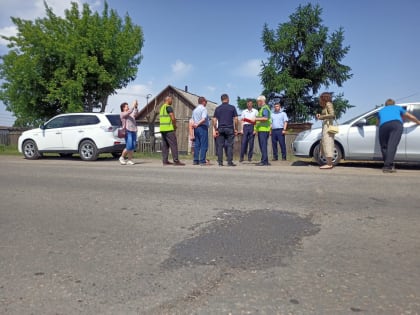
{"left": 159, "top": 96, "right": 185, "bottom": 166}
{"left": 255, "top": 95, "right": 271, "bottom": 166}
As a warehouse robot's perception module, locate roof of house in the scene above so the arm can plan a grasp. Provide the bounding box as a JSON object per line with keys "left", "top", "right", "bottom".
{"left": 136, "top": 85, "right": 218, "bottom": 120}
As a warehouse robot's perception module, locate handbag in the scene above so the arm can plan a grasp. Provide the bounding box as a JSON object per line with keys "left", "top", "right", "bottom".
{"left": 327, "top": 119, "right": 339, "bottom": 134}
{"left": 117, "top": 127, "right": 126, "bottom": 138}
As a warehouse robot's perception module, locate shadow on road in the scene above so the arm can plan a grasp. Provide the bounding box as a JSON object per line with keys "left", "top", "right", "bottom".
{"left": 292, "top": 159, "right": 420, "bottom": 171}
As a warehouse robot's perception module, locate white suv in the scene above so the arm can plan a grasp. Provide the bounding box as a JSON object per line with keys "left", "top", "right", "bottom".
{"left": 18, "top": 113, "right": 126, "bottom": 161}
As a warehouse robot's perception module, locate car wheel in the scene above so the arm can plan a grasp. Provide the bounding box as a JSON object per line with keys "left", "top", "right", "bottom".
{"left": 313, "top": 142, "right": 342, "bottom": 166}
{"left": 22, "top": 140, "right": 41, "bottom": 160}
{"left": 79, "top": 140, "right": 98, "bottom": 161}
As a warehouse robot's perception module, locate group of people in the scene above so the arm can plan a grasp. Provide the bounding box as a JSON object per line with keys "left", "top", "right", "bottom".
{"left": 118, "top": 93, "right": 290, "bottom": 167}
{"left": 119, "top": 92, "right": 420, "bottom": 172}
{"left": 189, "top": 93, "right": 290, "bottom": 167}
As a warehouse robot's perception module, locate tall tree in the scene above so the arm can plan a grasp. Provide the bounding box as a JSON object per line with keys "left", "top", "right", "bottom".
{"left": 260, "top": 3, "right": 352, "bottom": 122}
{"left": 0, "top": 1, "right": 143, "bottom": 127}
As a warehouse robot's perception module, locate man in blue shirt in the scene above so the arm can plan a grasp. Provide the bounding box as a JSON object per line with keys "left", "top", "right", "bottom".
{"left": 378, "top": 98, "right": 420, "bottom": 172}
{"left": 271, "top": 102, "right": 289, "bottom": 161}
{"left": 191, "top": 96, "right": 210, "bottom": 165}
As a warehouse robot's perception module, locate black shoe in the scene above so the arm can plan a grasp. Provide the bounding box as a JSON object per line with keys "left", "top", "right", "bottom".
{"left": 248, "top": 158, "right": 252, "bottom": 162}
{"left": 218, "top": 163, "right": 223, "bottom": 167}
{"left": 282, "top": 158, "right": 287, "bottom": 161}
{"left": 174, "top": 161, "right": 185, "bottom": 166}
{"left": 272, "top": 158, "right": 278, "bottom": 161}
{"left": 193, "top": 162, "right": 199, "bottom": 165}
{"left": 228, "top": 163, "right": 236, "bottom": 167}
{"left": 163, "top": 161, "right": 173, "bottom": 165}
{"left": 256, "top": 162, "right": 270, "bottom": 166}
{"left": 239, "top": 159, "right": 244, "bottom": 162}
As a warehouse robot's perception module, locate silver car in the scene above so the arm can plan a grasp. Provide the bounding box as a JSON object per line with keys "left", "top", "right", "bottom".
{"left": 292, "top": 102, "right": 420, "bottom": 165}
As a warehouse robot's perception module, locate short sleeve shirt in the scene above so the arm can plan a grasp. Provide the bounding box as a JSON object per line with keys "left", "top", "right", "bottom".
{"left": 378, "top": 105, "right": 406, "bottom": 127}
{"left": 214, "top": 103, "right": 238, "bottom": 129}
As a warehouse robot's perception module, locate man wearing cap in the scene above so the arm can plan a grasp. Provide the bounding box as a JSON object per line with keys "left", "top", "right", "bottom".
{"left": 255, "top": 95, "right": 271, "bottom": 166}
{"left": 239, "top": 99, "right": 258, "bottom": 162}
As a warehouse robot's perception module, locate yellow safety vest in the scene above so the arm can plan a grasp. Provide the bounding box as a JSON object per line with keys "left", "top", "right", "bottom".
{"left": 159, "top": 103, "right": 174, "bottom": 132}
{"left": 256, "top": 105, "right": 271, "bottom": 132}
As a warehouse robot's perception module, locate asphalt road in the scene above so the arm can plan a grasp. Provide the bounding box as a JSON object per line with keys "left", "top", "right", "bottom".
{"left": 0, "top": 155, "right": 419, "bottom": 315}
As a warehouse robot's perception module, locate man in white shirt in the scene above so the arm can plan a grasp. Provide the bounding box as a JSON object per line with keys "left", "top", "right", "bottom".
{"left": 271, "top": 102, "right": 289, "bottom": 160}
{"left": 239, "top": 99, "right": 258, "bottom": 162}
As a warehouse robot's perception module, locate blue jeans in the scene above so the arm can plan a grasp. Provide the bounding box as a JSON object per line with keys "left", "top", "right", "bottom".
{"left": 258, "top": 131, "right": 269, "bottom": 164}
{"left": 193, "top": 126, "right": 208, "bottom": 164}
{"left": 271, "top": 129, "right": 286, "bottom": 160}
{"left": 125, "top": 130, "right": 137, "bottom": 151}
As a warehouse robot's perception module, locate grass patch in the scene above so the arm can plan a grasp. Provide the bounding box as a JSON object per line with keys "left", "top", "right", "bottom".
{"left": 0, "top": 145, "right": 20, "bottom": 155}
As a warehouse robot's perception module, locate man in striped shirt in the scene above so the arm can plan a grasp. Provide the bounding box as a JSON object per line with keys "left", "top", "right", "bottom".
{"left": 192, "top": 96, "right": 210, "bottom": 165}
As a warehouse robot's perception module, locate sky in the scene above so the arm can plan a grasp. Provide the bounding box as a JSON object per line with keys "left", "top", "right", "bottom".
{"left": 0, "top": 0, "right": 420, "bottom": 126}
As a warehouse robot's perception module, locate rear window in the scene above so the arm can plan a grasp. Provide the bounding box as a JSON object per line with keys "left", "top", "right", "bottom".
{"left": 105, "top": 114, "right": 122, "bottom": 127}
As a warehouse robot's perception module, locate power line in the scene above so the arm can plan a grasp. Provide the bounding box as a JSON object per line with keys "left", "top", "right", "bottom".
{"left": 396, "top": 92, "right": 419, "bottom": 102}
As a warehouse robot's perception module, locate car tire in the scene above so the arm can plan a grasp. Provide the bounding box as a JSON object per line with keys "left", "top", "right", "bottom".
{"left": 79, "top": 140, "right": 98, "bottom": 161}
{"left": 22, "top": 139, "right": 41, "bottom": 160}
{"left": 313, "top": 142, "right": 342, "bottom": 166}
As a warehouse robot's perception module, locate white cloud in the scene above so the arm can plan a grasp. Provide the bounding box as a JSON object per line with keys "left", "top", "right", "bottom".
{"left": 171, "top": 59, "right": 193, "bottom": 79}
{"left": 234, "top": 59, "right": 261, "bottom": 78}
{"left": 0, "top": 0, "right": 102, "bottom": 47}
{"left": 107, "top": 83, "right": 154, "bottom": 113}
{"left": 0, "top": 25, "right": 17, "bottom": 46}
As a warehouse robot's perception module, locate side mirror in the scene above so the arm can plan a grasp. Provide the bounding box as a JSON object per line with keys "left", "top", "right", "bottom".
{"left": 40, "top": 123, "right": 46, "bottom": 130}
{"left": 355, "top": 118, "right": 367, "bottom": 127}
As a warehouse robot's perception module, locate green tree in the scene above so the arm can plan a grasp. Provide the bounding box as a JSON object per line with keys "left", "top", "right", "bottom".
{"left": 0, "top": 1, "right": 143, "bottom": 127}
{"left": 260, "top": 3, "right": 352, "bottom": 122}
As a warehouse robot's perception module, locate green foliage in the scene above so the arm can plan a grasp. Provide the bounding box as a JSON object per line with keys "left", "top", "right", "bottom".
{"left": 236, "top": 96, "right": 257, "bottom": 110}
{"left": 0, "top": 1, "right": 143, "bottom": 127}
{"left": 260, "top": 3, "right": 352, "bottom": 122}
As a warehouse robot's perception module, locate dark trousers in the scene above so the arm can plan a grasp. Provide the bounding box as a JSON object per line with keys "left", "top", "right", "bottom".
{"left": 161, "top": 131, "right": 179, "bottom": 162}
{"left": 240, "top": 124, "right": 255, "bottom": 160}
{"left": 258, "top": 131, "right": 270, "bottom": 164}
{"left": 271, "top": 128, "right": 286, "bottom": 160}
{"left": 193, "top": 126, "right": 208, "bottom": 164}
{"left": 216, "top": 127, "right": 234, "bottom": 164}
{"left": 379, "top": 120, "right": 403, "bottom": 168}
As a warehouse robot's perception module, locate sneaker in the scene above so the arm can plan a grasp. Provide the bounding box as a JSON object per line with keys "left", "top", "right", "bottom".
{"left": 382, "top": 166, "right": 396, "bottom": 173}
{"left": 126, "top": 160, "right": 135, "bottom": 165}
{"left": 119, "top": 156, "right": 126, "bottom": 165}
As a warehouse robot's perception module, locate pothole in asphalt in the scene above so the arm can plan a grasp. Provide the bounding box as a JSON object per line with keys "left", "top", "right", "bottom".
{"left": 161, "top": 210, "right": 320, "bottom": 270}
